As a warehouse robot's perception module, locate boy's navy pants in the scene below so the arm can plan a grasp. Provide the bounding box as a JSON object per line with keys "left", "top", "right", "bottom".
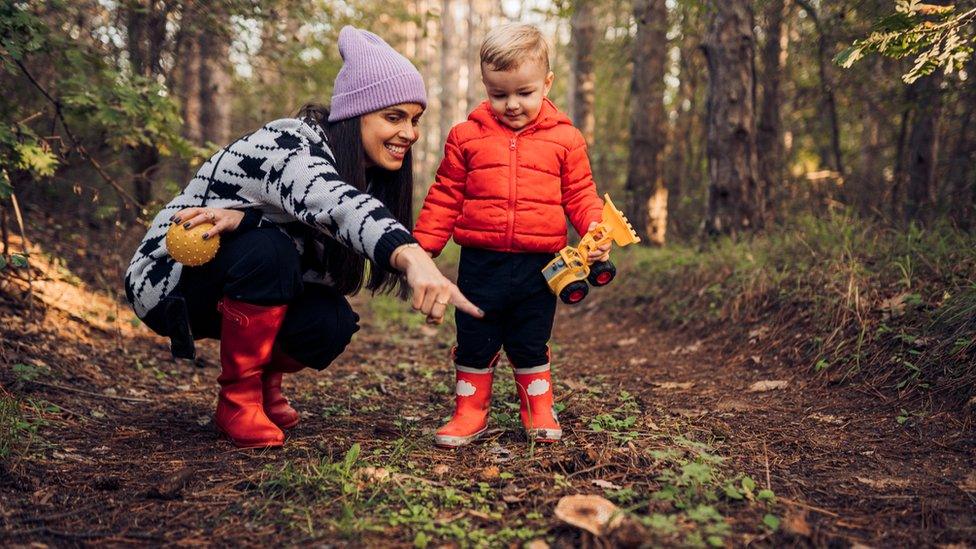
{"left": 454, "top": 247, "right": 556, "bottom": 369}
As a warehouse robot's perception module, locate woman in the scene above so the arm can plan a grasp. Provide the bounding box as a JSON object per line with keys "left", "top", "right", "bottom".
{"left": 124, "top": 27, "right": 481, "bottom": 449}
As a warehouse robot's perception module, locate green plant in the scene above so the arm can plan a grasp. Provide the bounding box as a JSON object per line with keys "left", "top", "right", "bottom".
{"left": 0, "top": 393, "right": 40, "bottom": 460}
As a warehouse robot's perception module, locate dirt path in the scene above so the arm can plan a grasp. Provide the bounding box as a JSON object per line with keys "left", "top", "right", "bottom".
{"left": 1, "top": 279, "right": 974, "bottom": 546}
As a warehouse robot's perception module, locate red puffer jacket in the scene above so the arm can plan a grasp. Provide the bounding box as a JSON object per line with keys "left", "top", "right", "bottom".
{"left": 414, "top": 98, "right": 603, "bottom": 256}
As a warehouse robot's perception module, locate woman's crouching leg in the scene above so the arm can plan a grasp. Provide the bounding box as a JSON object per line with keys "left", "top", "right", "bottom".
{"left": 275, "top": 284, "right": 361, "bottom": 371}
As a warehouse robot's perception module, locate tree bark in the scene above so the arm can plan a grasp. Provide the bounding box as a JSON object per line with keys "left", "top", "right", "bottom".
{"left": 439, "top": 0, "right": 459, "bottom": 147}
{"left": 702, "top": 0, "right": 763, "bottom": 236}
{"left": 124, "top": 0, "right": 170, "bottom": 207}
{"left": 756, "top": 0, "right": 791, "bottom": 221}
{"left": 795, "top": 0, "right": 843, "bottom": 177}
{"left": 905, "top": 74, "right": 943, "bottom": 224}
{"left": 198, "top": 21, "right": 232, "bottom": 146}
{"left": 625, "top": 0, "right": 669, "bottom": 245}
{"left": 946, "top": 57, "right": 976, "bottom": 228}
{"left": 465, "top": 0, "right": 481, "bottom": 113}
{"left": 570, "top": 0, "right": 597, "bottom": 146}
{"left": 175, "top": 25, "right": 202, "bottom": 145}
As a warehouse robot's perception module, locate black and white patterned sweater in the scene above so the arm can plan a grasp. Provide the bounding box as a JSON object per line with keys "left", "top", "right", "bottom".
{"left": 124, "top": 118, "right": 416, "bottom": 319}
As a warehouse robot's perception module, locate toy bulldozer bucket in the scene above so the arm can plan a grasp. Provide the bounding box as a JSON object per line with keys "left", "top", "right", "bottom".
{"left": 601, "top": 195, "right": 641, "bottom": 247}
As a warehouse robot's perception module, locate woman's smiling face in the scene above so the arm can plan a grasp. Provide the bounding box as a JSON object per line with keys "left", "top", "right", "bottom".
{"left": 360, "top": 103, "right": 424, "bottom": 170}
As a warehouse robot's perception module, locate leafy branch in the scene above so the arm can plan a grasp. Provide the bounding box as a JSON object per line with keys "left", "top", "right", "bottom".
{"left": 835, "top": 1, "right": 976, "bottom": 83}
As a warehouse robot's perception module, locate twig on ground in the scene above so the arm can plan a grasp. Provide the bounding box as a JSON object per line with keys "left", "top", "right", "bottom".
{"left": 778, "top": 496, "right": 841, "bottom": 517}
{"left": 28, "top": 380, "right": 153, "bottom": 403}
{"left": 763, "top": 440, "right": 772, "bottom": 490}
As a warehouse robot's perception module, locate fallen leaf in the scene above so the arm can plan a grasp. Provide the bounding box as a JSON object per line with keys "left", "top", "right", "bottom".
{"left": 358, "top": 466, "right": 391, "bottom": 483}
{"left": 670, "top": 341, "right": 702, "bottom": 355}
{"left": 715, "top": 400, "right": 755, "bottom": 413}
{"left": 628, "top": 357, "right": 648, "bottom": 366}
{"left": 146, "top": 468, "right": 194, "bottom": 500}
{"left": 489, "top": 443, "right": 514, "bottom": 463}
{"left": 432, "top": 464, "right": 450, "bottom": 476}
{"left": 809, "top": 412, "right": 844, "bottom": 425}
{"left": 481, "top": 466, "right": 500, "bottom": 480}
{"left": 748, "top": 380, "right": 789, "bottom": 392}
{"left": 592, "top": 479, "right": 622, "bottom": 490}
{"left": 555, "top": 494, "right": 624, "bottom": 536}
{"left": 748, "top": 326, "right": 770, "bottom": 342}
{"left": 652, "top": 381, "right": 694, "bottom": 391}
{"left": 419, "top": 325, "right": 438, "bottom": 337}
{"left": 855, "top": 476, "right": 910, "bottom": 489}
{"left": 196, "top": 415, "right": 211, "bottom": 426}
{"left": 782, "top": 510, "right": 812, "bottom": 537}
{"left": 616, "top": 337, "right": 637, "bottom": 347}
{"left": 563, "top": 378, "right": 586, "bottom": 391}
{"left": 672, "top": 408, "right": 706, "bottom": 418}
{"left": 879, "top": 292, "right": 910, "bottom": 317}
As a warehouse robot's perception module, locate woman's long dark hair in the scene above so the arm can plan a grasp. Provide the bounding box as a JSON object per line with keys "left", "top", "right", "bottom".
{"left": 297, "top": 103, "right": 413, "bottom": 297}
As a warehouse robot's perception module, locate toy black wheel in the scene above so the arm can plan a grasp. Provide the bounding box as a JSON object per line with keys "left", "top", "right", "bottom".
{"left": 587, "top": 260, "right": 616, "bottom": 287}
{"left": 559, "top": 280, "right": 589, "bottom": 304}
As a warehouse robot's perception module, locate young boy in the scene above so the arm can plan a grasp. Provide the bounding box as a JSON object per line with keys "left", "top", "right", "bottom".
{"left": 414, "top": 23, "right": 610, "bottom": 447}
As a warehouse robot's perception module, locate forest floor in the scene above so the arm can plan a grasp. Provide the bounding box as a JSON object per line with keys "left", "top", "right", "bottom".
{"left": 1, "top": 224, "right": 975, "bottom": 547}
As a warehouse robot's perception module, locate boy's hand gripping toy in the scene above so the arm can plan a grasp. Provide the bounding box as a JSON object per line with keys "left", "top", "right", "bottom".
{"left": 542, "top": 194, "right": 641, "bottom": 304}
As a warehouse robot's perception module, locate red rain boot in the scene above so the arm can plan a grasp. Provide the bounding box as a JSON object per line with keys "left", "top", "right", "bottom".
{"left": 263, "top": 349, "right": 306, "bottom": 430}
{"left": 513, "top": 364, "right": 562, "bottom": 442}
{"left": 434, "top": 356, "right": 498, "bottom": 448}
{"left": 215, "top": 298, "right": 287, "bottom": 448}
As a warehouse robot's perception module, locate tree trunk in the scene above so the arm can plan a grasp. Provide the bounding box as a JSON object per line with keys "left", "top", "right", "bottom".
{"left": 124, "top": 0, "right": 171, "bottom": 207}
{"left": 756, "top": 0, "right": 791, "bottom": 221}
{"left": 891, "top": 86, "right": 913, "bottom": 220}
{"left": 702, "top": 0, "right": 762, "bottom": 236}
{"left": 905, "top": 74, "right": 943, "bottom": 224}
{"left": 625, "top": 0, "right": 668, "bottom": 245}
{"left": 199, "top": 22, "right": 232, "bottom": 146}
{"left": 175, "top": 26, "right": 202, "bottom": 145}
{"left": 465, "top": 0, "right": 481, "bottom": 113}
{"left": 440, "top": 0, "right": 458, "bottom": 147}
{"left": 570, "top": 0, "right": 597, "bottom": 146}
{"left": 946, "top": 57, "right": 976, "bottom": 228}
{"left": 795, "top": 0, "right": 843, "bottom": 177}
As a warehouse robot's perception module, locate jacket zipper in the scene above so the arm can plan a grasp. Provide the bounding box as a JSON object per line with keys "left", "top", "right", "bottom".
{"left": 507, "top": 137, "right": 517, "bottom": 250}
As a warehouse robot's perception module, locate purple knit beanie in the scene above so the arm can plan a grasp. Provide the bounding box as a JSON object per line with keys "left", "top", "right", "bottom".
{"left": 328, "top": 26, "right": 428, "bottom": 122}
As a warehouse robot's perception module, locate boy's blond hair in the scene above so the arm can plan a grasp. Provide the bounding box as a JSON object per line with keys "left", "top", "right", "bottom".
{"left": 480, "top": 23, "right": 550, "bottom": 73}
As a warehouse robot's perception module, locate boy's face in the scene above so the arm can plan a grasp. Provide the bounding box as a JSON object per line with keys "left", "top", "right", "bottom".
{"left": 481, "top": 60, "right": 554, "bottom": 131}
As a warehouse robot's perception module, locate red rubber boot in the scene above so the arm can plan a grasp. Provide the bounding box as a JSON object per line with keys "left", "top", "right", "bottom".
{"left": 215, "top": 298, "right": 287, "bottom": 448}
{"left": 262, "top": 349, "right": 306, "bottom": 430}
{"left": 434, "top": 357, "right": 498, "bottom": 448}
{"left": 513, "top": 364, "right": 562, "bottom": 442}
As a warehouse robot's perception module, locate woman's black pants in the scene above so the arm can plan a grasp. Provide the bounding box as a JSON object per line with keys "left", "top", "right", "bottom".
{"left": 143, "top": 227, "right": 360, "bottom": 369}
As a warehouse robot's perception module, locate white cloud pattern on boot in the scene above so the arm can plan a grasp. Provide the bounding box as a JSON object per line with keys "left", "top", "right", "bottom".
{"left": 525, "top": 379, "right": 550, "bottom": 396}
{"left": 456, "top": 380, "right": 477, "bottom": 396}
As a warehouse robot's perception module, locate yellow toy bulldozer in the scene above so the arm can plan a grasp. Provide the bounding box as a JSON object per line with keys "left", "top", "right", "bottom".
{"left": 542, "top": 194, "right": 641, "bottom": 304}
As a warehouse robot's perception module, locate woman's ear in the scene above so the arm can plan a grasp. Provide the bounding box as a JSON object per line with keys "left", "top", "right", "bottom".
{"left": 543, "top": 71, "right": 555, "bottom": 97}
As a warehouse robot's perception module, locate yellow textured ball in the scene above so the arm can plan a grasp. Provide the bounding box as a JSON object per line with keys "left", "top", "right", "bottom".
{"left": 166, "top": 222, "right": 220, "bottom": 266}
